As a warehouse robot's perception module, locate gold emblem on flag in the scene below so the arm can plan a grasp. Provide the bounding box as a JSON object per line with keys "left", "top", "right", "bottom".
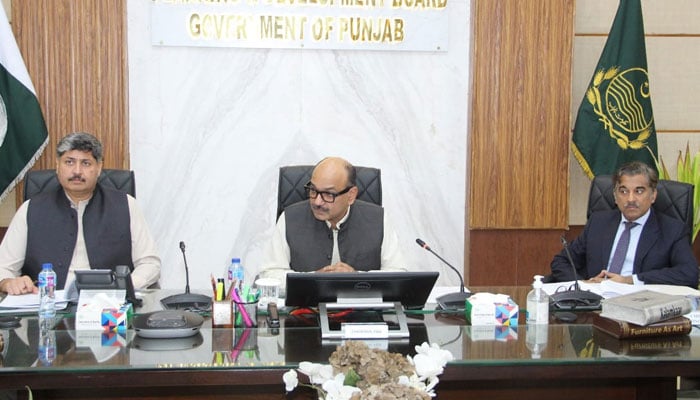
{"left": 585, "top": 67, "right": 654, "bottom": 150}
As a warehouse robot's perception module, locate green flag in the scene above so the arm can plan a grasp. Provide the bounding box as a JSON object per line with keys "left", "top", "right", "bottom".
{"left": 572, "top": 0, "right": 657, "bottom": 178}
{"left": 0, "top": 6, "right": 48, "bottom": 202}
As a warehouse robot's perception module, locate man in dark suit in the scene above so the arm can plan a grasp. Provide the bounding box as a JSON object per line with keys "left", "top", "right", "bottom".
{"left": 550, "top": 161, "right": 698, "bottom": 288}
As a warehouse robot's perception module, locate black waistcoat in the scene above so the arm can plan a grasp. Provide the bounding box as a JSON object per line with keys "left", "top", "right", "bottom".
{"left": 24, "top": 184, "right": 133, "bottom": 289}
{"left": 285, "top": 200, "right": 383, "bottom": 272}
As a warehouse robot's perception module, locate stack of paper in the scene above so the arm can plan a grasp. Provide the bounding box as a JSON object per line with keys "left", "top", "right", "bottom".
{"left": 0, "top": 290, "right": 74, "bottom": 314}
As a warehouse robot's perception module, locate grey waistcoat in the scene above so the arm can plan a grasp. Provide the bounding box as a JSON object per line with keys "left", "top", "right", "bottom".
{"left": 24, "top": 184, "right": 133, "bottom": 289}
{"left": 285, "top": 200, "right": 384, "bottom": 272}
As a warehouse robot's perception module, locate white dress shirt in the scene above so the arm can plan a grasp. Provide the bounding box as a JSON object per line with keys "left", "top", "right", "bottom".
{"left": 0, "top": 194, "right": 161, "bottom": 290}
{"left": 607, "top": 209, "right": 651, "bottom": 285}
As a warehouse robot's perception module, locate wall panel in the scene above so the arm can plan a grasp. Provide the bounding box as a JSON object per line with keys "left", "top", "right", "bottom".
{"left": 467, "top": 0, "right": 574, "bottom": 285}
{"left": 11, "top": 0, "right": 128, "bottom": 201}
{"left": 469, "top": 0, "right": 573, "bottom": 229}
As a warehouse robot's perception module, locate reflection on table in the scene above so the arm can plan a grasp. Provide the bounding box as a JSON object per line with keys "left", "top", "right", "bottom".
{"left": 0, "top": 287, "right": 697, "bottom": 400}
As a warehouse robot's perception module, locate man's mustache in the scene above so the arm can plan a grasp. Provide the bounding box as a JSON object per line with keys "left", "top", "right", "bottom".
{"left": 69, "top": 175, "right": 85, "bottom": 182}
{"left": 624, "top": 202, "right": 638, "bottom": 208}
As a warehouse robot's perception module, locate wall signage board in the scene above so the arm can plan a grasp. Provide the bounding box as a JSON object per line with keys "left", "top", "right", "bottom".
{"left": 151, "top": 0, "right": 449, "bottom": 51}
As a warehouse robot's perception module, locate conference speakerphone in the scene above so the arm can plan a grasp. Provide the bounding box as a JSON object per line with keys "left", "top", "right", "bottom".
{"left": 133, "top": 310, "right": 204, "bottom": 339}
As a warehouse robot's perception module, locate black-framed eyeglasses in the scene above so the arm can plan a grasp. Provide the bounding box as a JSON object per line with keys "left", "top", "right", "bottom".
{"left": 304, "top": 181, "right": 353, "bottom": 203}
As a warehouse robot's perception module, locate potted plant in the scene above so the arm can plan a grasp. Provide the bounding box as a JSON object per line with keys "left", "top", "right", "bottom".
{"left": 649, "top": 143, "right": 700, "bottom": 241}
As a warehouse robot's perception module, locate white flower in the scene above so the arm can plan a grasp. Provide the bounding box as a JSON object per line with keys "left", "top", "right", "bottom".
{"left": 411, "top": 353, "right": 445, "bottom": 378}
{"left": 283, "top": 369, "right": 298, "bottom": 392}
{"left": 398, "top": 374, "right": 420, "bottom": 389}
{"left": 407, "top": 343, "right": 454, "bottom": 384}
{"left": 299, "top": 361, "right": 335, "bottom": 384}
{"left": 423, "top": 375, "right": 439, "bottom": 397}
{"left": 414, "top": 342, "right": 454, "bottom": 366}
{"left": 322, "top": 373, "right": 361, "bottom": 400}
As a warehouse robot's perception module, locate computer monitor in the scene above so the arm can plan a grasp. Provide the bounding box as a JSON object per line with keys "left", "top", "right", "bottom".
{"left": 285, "top": 271, "right": 439, "bottom": 309}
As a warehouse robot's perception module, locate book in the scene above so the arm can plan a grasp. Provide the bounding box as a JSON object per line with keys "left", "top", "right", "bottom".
{"left": 592, "top": 328, "right": 691, "bottom": 356}
{"left": 684, "top": 309, "right": 700, "bottom": 325}
{"left": 599, "top": 289, "right": 694, "bottom": 326}
{"left": 592, "top": 313, "right": 692, "bottom": 339}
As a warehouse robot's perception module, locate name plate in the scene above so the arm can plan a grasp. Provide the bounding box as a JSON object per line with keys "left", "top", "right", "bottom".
{"left": 341, "top": 322, "right": 389, "bottom": 339}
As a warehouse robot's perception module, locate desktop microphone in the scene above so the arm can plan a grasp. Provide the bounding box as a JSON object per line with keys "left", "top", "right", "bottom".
{"left": 180, "top": 241, "right": 191, "bottom": 294}
{"left": 561, "top": 236, "right": 581, "bottom": 292}
{"left": 416, "top": 238, "right": 471, "bottom": 310}
{"left": 548, "top": 236, "right": 603, "bottom": 311}
{"left": 160, "top": 241, "right": 212, "bottom": 312}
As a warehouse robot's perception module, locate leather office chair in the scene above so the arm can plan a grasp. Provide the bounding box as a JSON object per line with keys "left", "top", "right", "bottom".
{"left": 277, "top": 165, "right": 382, "bottom": 219}
{"left": 23, "top": 169, "right": 136, "bottom": 202}
{"left": 587, "top": 175, "right": 695, "bottom": 243}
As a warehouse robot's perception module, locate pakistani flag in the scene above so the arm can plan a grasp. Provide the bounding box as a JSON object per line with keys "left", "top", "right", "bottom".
{"left": 0, "top": 6, "right": 48, "bottom": 202}
{"left": 572, "top": 0, "right": 657, "bottom": 178}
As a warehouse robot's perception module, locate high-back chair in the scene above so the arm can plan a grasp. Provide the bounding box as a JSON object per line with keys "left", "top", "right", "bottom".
{"left": 276, "top": 165, "right": 382, "bottom": 220}
{"left": 23, "top": 169, "right": 135, "bottom": 201}
{"left": 587, "top": 175, "right": 694, "bottom": 243}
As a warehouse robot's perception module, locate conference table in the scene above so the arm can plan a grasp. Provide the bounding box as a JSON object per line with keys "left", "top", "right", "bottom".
{"left": 0, "top": 286, "right": 699, "bottom": 400}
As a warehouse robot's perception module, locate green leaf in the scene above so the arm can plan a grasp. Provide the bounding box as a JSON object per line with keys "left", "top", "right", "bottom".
{"left": 651, "top": 143, "right": 700, "bottom": 241}
{"left": 343, "top": 368, "right": 361, "bottom": 387}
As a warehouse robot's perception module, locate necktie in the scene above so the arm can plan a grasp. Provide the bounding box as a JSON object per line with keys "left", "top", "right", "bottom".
{"left": 608, "top": 221, "right": 638, "bottom": 274}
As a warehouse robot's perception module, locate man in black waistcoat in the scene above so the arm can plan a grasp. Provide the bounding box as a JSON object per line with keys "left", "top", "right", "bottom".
{"left": 259, "top": 157, "right": 405, "bottom": 285}
{"left": 0, "top": 132, "right": 160, "bottom": 295}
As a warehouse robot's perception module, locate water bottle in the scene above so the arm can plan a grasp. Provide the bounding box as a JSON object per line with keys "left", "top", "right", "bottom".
{"left": 227, "top": 258, "right": 244, "bottom": 289}
{"left": 38, "top": 318, "right": 56, "bottom": 366}
{"left": 526, "top": 274, "right": 549, "bottom": 325}
{"left": 38, "top": 263, "right": 57, "bottom": 319}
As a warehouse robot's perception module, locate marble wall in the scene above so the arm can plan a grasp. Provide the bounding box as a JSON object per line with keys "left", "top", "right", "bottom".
{"left": 127, "top": 0, "right": 471, "bottom": 291}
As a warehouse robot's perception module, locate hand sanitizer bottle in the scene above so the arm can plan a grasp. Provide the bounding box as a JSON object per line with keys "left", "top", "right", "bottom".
{"left": 526, "top": 275, "right": 549, "bottom": 325}
{"left": 526, "top": 323, "right": 548, "bottom": 358}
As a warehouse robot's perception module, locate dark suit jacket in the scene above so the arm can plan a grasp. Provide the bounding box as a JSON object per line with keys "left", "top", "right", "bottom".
{"left": 550, "top": 209, "right": 699, "bottom": 288}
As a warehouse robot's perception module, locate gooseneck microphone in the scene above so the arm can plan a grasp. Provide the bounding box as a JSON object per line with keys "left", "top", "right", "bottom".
{"left": 160, "top": 241, "right": 212, "bottom": 312}
{"left": 416, "top": 238, "right": 471, "bottom": 310}
{"left": 180, "top": 241, "right": 191, "bottom": 294}
{"left": 548, "top": 236, "right": 602, "bottom": 311}
{"left": 561, "top": 236, "right": 581, "bottom": 291}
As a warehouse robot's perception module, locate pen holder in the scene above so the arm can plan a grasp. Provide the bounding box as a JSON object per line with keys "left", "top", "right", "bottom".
{"left": 233, "top": 299, "right": 258, "bottom": 328}
{"left": 232, "top": 327, "right": 258, "bottom": 362}
{"left": 212, "top": 299, "right": 233, "bottom": 328}
{"left": 211, "top": 328, "right": 233, "bottom": 351}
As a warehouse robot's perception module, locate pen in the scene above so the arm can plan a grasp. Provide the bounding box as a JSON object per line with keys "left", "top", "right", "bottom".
{"left": 216, "top": 279, "right": 224, "bottom": 302}
{"left": 232, "top": 288, "right": 253, "bottom": 327}
{"left": 242, "top": 284, "right": 250, "bottom": 303}
{"left": 210, "top": 275, "right": 217, "bottom": 298}
{"left": 227, "top": 279, "right": 236, "bottom": 300}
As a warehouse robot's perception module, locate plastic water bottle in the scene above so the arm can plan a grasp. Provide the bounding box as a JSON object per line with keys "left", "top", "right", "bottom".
{"left": 38, "top": 319, "right": 56, "bottom": 366}
{"left": 227, "top": 258, "right": 244, "bottom": 288}
{"left": 526, "top": 274, "right": 549, "bottom": 325}
{"left": 38, "top": 263, "right": 57, "bottom": 319}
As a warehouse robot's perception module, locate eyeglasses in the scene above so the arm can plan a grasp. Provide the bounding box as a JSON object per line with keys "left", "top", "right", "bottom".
{"left": 304, "top": 181, "right": 353, "bottom": 203}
